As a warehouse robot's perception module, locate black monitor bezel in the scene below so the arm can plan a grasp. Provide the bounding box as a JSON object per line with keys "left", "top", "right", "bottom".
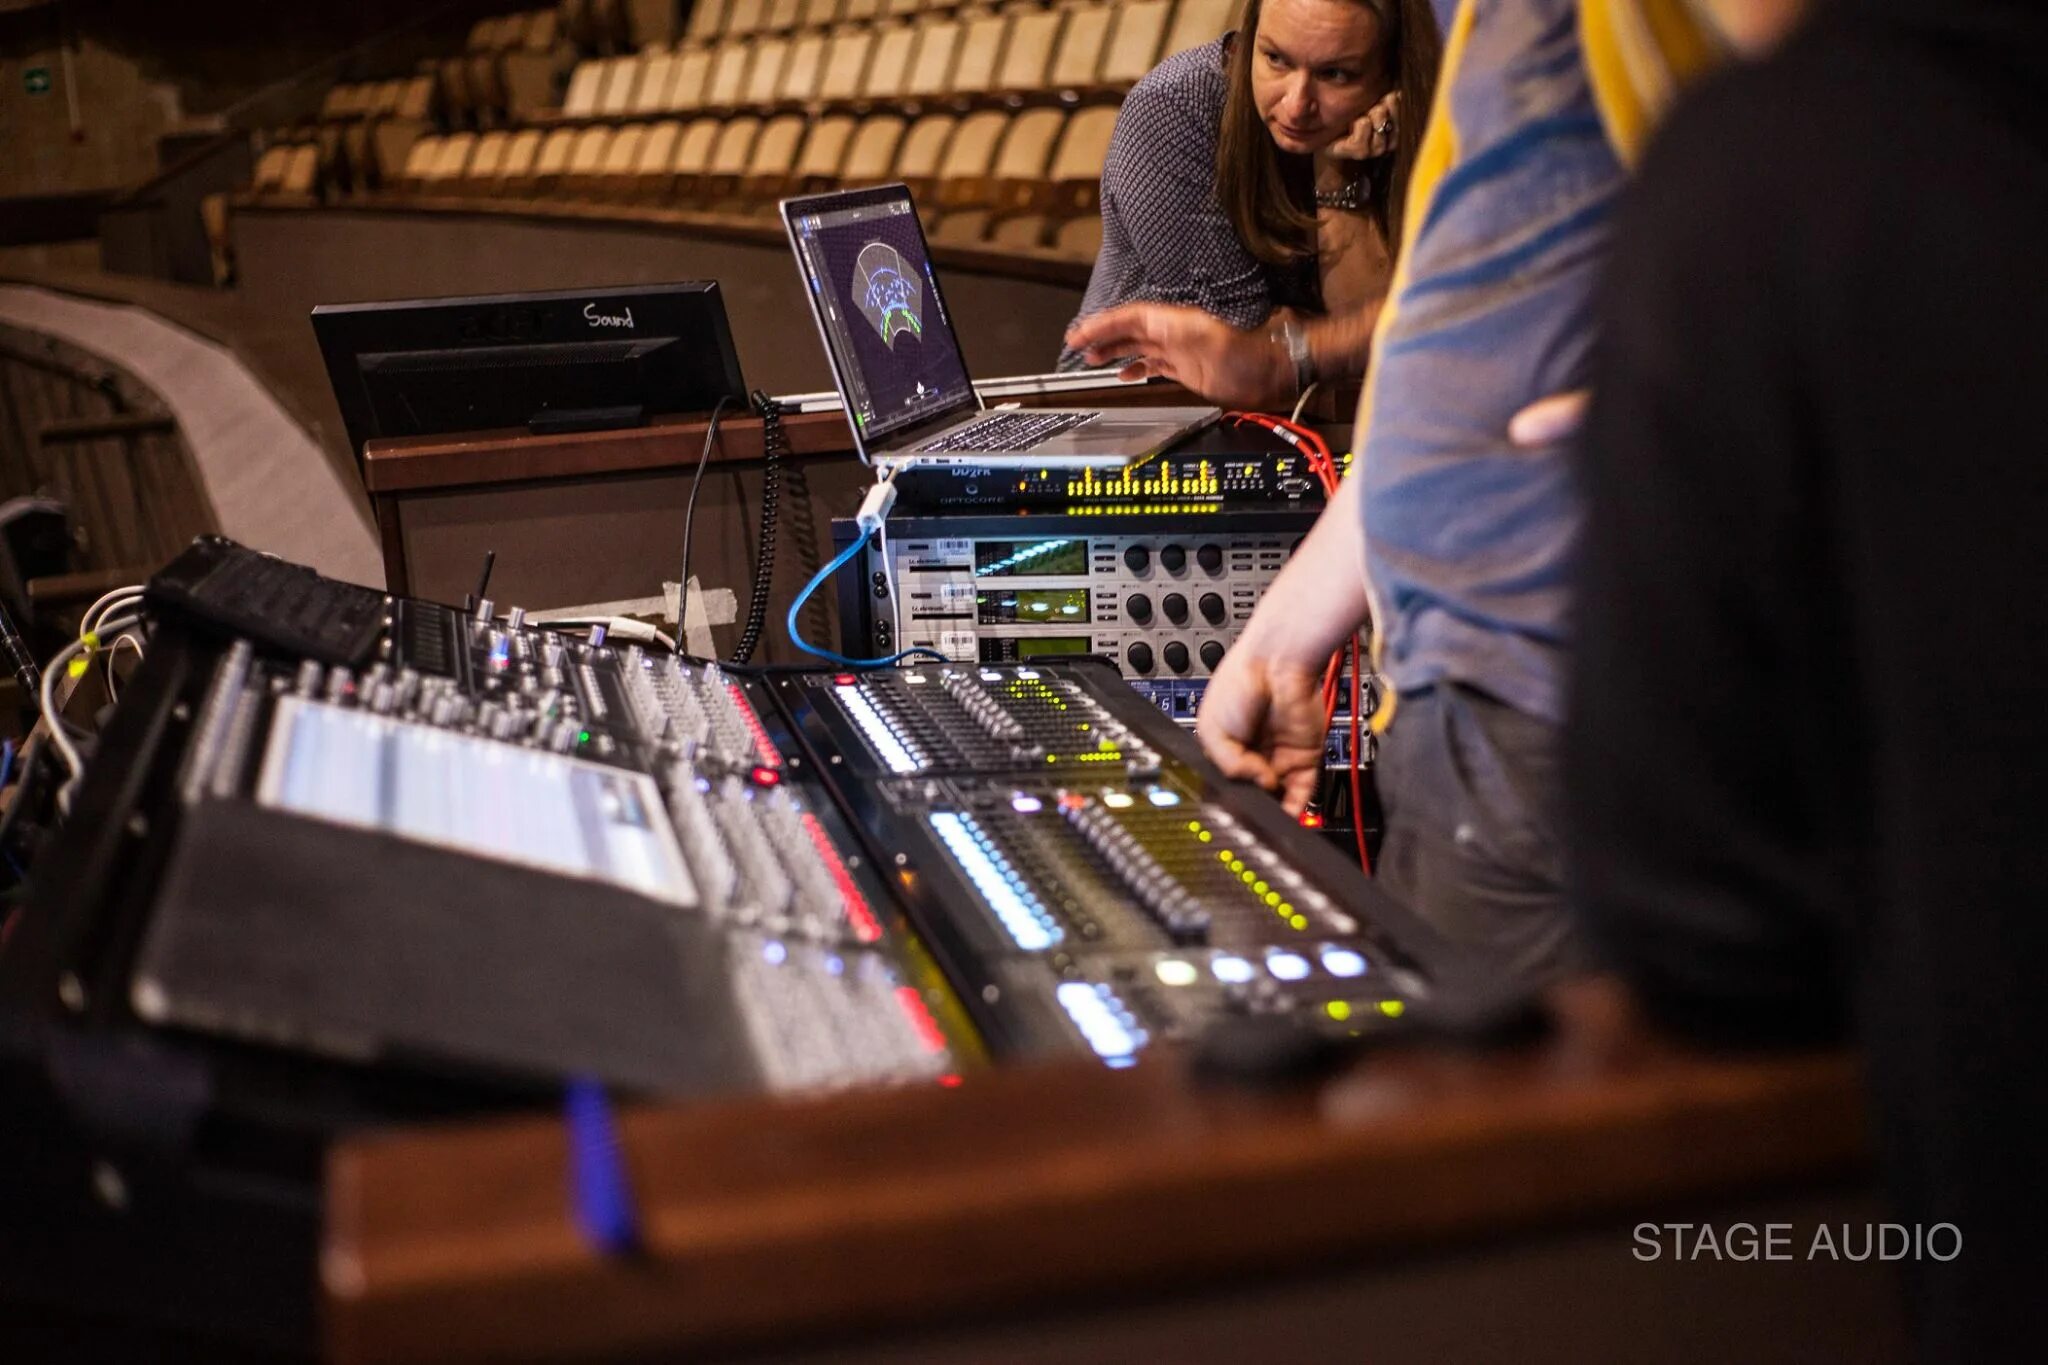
{"left": 311, "top": 281, "right": 749, "bottom": 475}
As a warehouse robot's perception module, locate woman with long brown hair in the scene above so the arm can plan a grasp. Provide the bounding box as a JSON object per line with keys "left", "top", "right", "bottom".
{"left": 1058, "top": 0, "right": 1440, "bottom": 377}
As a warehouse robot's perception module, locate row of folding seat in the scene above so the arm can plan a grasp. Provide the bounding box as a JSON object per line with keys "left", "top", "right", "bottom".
{"left": 388, "top": 107, "right": 1115, "bottom": 257}
{"left": 687, "top": 0, "right": 982, "bottom": 45}
{"left": 561, "top": 0, "right": 1229, "bottom": 120}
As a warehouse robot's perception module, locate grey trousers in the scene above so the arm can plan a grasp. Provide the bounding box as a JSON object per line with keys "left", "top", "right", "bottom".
{"left": 1372, "top": 683, "right": 1583, "bottom": 985}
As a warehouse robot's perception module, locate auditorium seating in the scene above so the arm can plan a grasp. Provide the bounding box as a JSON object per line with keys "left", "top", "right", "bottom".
{"left": 241, "top": 0, "right": 1247, "bottom": 261}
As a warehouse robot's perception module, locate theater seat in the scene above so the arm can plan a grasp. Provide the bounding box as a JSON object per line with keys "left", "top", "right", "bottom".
{"left": 397, "top": 134, "right": 444, "bottom": 191}
{"left": 632, "top": 119, "right": 685, "bottom": 195}
{"left": 532, "top": 125, "right": 580, "bottom": 190}
{"left": 779, "top": 31, "right": 828, "bottom": 104}
{"left": 693, "top": 114, "right": 763, "bottom": 197}
{"left": 1163, "top": 0, "right": 1235, "bottom": 58}
{"left": 817, "top": 27, "right": 877, "bottom": 105}
{"left": 949, "top": 11, "right": 1011, "bottom": 98}
{"left": 563, "top": 124, "right": 617, "bottom": 194}
{"left": 745, "top": 36, "right": 791, "bottom": 108}
{"left": 251, "top": 142, "right": 296, "bottom": 194}
{"left": 1099, "top": 0, "right": 1172, "bottom": 85}
{"left": 732, "top": 111, "right": 809, "bottom": 206}
{"left": 596, "top": 55, "right": 646, "bottom": 117}
{"left": 838, "top": 112, "right": 907, "bottom": 188}
{"left": 993, "top": 6, "right": 1064, "bottom": 99}
{"left": 634, "top": 51, "right": 681, "bottom": 115}
{"left": 989, "top": 101, "right": 1114, "bottom": 247}
{"left": 861, "top": 23, "right": 920, "bottom": 106}
{"left": 1049, "top": 4, "right": 1114, "bottom": 93}
{"left": 562, "top": 60, "right": 607, "bottom": 119}
{"left": 724, "top": 0, "right": 767, "bottom": 37}
{"left": 894, "top": 110, "right": 957, "bottom": 198}
{"left": 494, "top": 127, "right": 545, "bottom": 194}
{"left": 467, "top": 129, "right": 512, "bottom": 185}
{"left": 927, "top": 107, "right": 1010, "bottom": 236}
{"left": 594, "top": 122, "right": 649, "bottom": 197}
{"left": 684, "top": 0, "right": 728, "bottom": 45}
{"left": 904, "top": 19, "right": 960, "bottom": 105}
{"left": 790, "top": 112, "right": 859, "bottom": 190}
{"left": 673, "top": 116, "right": 724, "bottom": 194}
{"left": 670, "top": 46, "right": 714, "bottom": 110}
{"left": 706, "top": 40, "right": 752, "bottom": 108}
{"left": 950, "top": 104, "right": 1061, "bottom": 241}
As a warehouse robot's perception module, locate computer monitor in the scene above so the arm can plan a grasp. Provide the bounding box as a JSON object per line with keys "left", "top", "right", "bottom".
{"left": 311, "top": 283, "right": 749, "bottom": 467}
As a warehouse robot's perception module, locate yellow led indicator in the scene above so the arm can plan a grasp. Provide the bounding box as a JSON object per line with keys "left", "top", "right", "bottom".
{"left": 1217, "top": 850, "right": 1233, "bottom": 863}
{"left": 1263, "top": 891, "right": 1281, "bottom": 907}
{"left": 1239, "top": 869, "right": 1257, "bottom": 885}
{"left": 1253, "top": 880, "right": 1269, "bottom": 896}
{"left": 1197, "top": 831, "right": 1212, "bottom": 843}
{"left": 1289, "top": 914, "right": 1309, "bottom": 930}
{"left": 1325, "top": 1001, "right": 1352, "bottom": 1021}
{"left": 1186, "top": 820, "right": 1202, "bottom": 833}
{"left": 1378, "top": 1000, "right": 1406, "bottom": 1017}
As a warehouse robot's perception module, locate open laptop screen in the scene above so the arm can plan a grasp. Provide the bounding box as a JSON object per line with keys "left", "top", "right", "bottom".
{"left": 787, "top": 190, "right": 975, "bottom": 445}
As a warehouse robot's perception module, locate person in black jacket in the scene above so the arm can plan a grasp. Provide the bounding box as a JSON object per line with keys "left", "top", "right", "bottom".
{"left": 1569, "top": 1, "right": 2048, "bottom": 1357}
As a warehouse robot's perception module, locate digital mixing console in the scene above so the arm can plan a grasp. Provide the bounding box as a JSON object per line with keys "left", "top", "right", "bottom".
{"left": 22, "top": 538, "right": 1441, "bottom": 1110}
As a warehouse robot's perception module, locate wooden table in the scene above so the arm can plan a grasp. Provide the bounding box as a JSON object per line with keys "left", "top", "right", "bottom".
{"left": 325, "top": 981, "right": 1891, "bottom": 1364}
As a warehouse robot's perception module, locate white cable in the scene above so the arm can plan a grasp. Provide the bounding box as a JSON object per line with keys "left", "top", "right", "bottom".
{"left": 1290, "top": 381, "right": 1320, "bottom": 426}
{"left": 41, "top": 612, "right": 141, "bottom": 815}
{"left": 80, "top": 585, "right": 145, "bottom": 640}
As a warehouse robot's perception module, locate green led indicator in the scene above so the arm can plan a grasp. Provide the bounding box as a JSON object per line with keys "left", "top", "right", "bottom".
{"left": 578, "top": 730, "right": 591, "bottom": 743}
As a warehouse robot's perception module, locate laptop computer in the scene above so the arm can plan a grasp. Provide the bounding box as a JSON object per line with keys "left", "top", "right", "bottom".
{"left": 781, "top": 183, "right": 1219, "bottom": 470}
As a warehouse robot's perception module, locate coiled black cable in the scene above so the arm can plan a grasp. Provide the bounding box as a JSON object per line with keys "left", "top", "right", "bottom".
{"left": 731, "top": 389, "right": 783, "bottom": 664}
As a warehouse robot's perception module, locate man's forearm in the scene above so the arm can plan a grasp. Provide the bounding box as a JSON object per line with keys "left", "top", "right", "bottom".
{"left": 1235, "top": 474, "right": 1372, "bottom": 666}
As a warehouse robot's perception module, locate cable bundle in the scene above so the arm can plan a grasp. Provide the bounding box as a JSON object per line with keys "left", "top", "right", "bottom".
{"left": 731, "top": 390, "right": 785, "bottom": 665}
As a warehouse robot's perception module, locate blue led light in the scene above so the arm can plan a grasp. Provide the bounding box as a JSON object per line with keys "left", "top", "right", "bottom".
{"left": 762, "top": 940, "right": 788, "bottom": 966}
{"left": 930, "top": 811, "right": 1060, "bottom": 951}
{"left": 1320, "top": 947, "right": 1369, "bottom": 979}
{"left": 836, "top": 681, "right": 921, "bottom": 774}
{"left": 1146, "top": 788, "right": 1182, "bottom": 807}
{"left": 1267, "top": 952, "right": 1311, "bottom": 981}
{"left": 1056, "top": 981, "right": 1147, "bottom": 1063}
{"left": 1212, "top": 955, "right": 1257, "bottom": 984}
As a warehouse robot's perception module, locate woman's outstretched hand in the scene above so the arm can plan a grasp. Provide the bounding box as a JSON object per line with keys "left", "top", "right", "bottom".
{"left": 1064, "top": 304, "right": 1293, "bottom": 409}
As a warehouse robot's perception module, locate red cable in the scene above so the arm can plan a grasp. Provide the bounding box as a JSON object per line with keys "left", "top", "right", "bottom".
{"left": 1348, "top": 638, "right": 1371, "bottom": 876}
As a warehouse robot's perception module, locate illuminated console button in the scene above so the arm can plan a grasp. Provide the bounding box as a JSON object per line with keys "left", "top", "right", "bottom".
{"left": 1145, "top": 788, "right": 1181, "bottom": 807}
{"left": 1211, "top": 955, "right": 1256, "bottom": 984}
{"left": 1266, "top": 952, "right": 1311, "bottom": 981}
{"left": 1155, "top": 958, "right": 1201, "bottom": 987}
{"left": 1320, "top": 948, "right": 1368, "bottom": 978}
{"left": 1011, "top": 793, "right": 1044, "bottom": 813}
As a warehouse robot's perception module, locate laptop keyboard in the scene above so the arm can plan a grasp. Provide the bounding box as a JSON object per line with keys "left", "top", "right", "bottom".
{"left": 914, "top": 410, "right": 1097, "bottom": 454}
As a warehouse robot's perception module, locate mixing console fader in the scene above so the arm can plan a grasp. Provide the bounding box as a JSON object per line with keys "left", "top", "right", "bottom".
{"left": 778, "top": 660, "right": 1435, "bottom": 1065}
